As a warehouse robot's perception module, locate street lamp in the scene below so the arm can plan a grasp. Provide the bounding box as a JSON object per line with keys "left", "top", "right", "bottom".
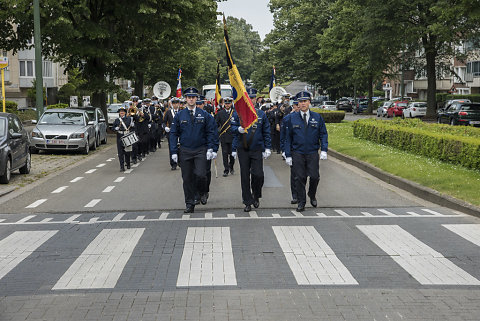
{"left": 33, "top": 0, "right": 44, "bottom": 119}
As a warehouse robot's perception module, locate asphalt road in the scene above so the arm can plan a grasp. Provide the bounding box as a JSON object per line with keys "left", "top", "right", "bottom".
{"left": 1, "top": 144, "right": 480, "bottom": 320}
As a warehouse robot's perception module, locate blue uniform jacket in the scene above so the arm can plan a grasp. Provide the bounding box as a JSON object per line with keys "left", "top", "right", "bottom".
{"left": 113, "top": 116, "right": 134, "bottom": 139}
{"left": 231, "top": 108, "right": 272, "bottom": 152}
{"left": 169, "top": 107, "right": 219, "bottom": 154}
{"left": 284, "top": 110, "right": 328, "bottom": 157}
{"left": 280, "top": 112, "right": 294, "bottom": 152}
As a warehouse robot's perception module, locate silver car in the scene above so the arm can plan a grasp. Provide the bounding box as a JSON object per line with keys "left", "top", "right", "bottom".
{"left": 73, "top": 106, "right": 108, "bottom": 146}
{"left": 30, "top": 109, "right": 96, "bottom": 154}
{"left": 107, "top": 104, "right": 124, "bottom": 126}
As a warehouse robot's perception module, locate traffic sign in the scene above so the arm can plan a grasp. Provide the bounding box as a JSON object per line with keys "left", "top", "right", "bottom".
{"left": 70, "top": 96, "right": 78, "bottom": 108}
{"left": 0, "top": 57, "right": 8, "bottom": 69}
{"left": 82, "top": 96, "right": 90, "bottom": 107}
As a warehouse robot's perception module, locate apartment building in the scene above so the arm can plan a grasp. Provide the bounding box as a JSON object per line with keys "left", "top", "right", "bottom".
{"left": 2, "top": 45, "right": 68, "bottom": 109}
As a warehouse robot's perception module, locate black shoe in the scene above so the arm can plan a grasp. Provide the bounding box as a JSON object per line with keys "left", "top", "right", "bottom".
{"left": 194, "top": 199, "right": 200, "bottom": 205}
{"left": 138, "top": 156, "right": 142, "bottom": 161}
{"left": 120, "top": 167, "right": 125, "bottom": 172}
{"left": 244, "top": 205, "right": 252, "bottom": 212}
{"left": 132, "top": 159, "right": 137, "bottom": 164}
{"left": 171, "top": 166, "right": 177, "bottom": 170}
{"left": 310, "top": 198, "right": 317, "bottom": 208}
{"left": 296, "top": 204, "right": 305, "bottom": 212}
{"left": 253, "top": 199, "right": 259, "bottom": 208}
{"left": 223, "top": 171, "right": 229, "bottom": 177}
{"left": 126, "top": 164, "right": 131, "bottom": 169}
{"left": 200, "top": 193, "right": 208, "bottom": 205}
{"left": 230, "top": 168, "right": 235, "bottom": 175}
{"left": 291, "top": 199, "right": 298, "bottom": 204}
{"left": 184, "top": 206, "right": 194, "bottom": 213}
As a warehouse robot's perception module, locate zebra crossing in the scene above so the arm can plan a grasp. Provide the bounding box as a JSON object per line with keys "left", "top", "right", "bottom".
{"left": 0, "top": 222, "right": 479, "bottom": 293}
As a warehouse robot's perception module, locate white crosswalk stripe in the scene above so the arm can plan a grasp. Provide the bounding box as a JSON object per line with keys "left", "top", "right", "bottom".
{"left": 0, "top": 230, "right": 57, "bottom": 280}
{"left": 443, "top": 224, "right": 480, "bottom": 247}
{"left": 358, "top": 225, "right": 480, "bottom": 285}
{"left": 273, "top": 226, "right": 358, "bottom": 285}
{"left": 53, "top": 228, "right": 145, "bottom": 289}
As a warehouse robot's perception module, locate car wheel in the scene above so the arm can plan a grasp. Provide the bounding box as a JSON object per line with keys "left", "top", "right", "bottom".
{"left": 19, "top": 152, "right": 31, "bottom": 174}
{"left": 450, "top": 118, "right": 456, "bottom": 126}
{"left": 91, "top": 135, "right": 98, "bottom": 151}
{"left": 82, "top": 139, "right": 90, "bottom": 155}
{"left": 0, "top": 158, "right": 11, "bottom": 184}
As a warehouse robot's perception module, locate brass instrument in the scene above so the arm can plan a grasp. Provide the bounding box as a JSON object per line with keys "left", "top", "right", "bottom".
{"left": 128, "top": 105, "right": 138, "bottom": 116}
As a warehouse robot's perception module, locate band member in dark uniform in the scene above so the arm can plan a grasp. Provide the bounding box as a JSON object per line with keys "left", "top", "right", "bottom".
{"left": 169, "top": 87, "right": 218, "bottom": 213}
{"left": 216, "top": 97, "right": 235, "bottom": 176}
{"left": 164, "top": 97, "right": 181, "bottom": 170}
{"left": 280, "top": 99, "right": 300, "bottom": 204}
{"left": 113, "top": 107, "right": 134, "bottom": 172}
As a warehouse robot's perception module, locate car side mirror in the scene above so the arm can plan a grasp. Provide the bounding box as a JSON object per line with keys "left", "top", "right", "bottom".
{"left": 88, "top": 121, "right": 95, "bottom": 125}
{"left": 10, "top": 132, "right": 23, "bottom": 139}
{"left": 31, "top": 119, "right": 37, "bottom": 124}
{"left": 99, "top": 118, "right": 106, "bottom": 122}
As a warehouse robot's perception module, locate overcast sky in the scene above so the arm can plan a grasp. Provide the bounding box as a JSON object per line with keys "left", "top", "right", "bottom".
{"left": 217, "top": 0, "right": 274, "bottom": 40}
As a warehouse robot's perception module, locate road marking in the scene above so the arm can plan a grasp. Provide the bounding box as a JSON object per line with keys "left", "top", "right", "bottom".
{"left": 84, "top": 199, "right": 101, "bottom": 208}
{"left": 272, "top": 214, "right": 281, "bottom": 218}
{"left": 205, "top": 213, "right": 213, "bottom": 219}
{"left": 377, "top": 209, "right": 396, "bottom": 216}
{"left": 334, "top": 210, "right": 350, "bottom": 217}
{"left": 106, "top": 158, "right": 115, "bottom": 162}
{"left": 51, "top": 186, "right": 68, "bottom": 194}
{"left": 406, "top": 211, "right": 421, "bottom": 216}
{"left": 96, "top": 163, "right": 106, "bottom": 168}
{"left": 291, "top": 210, "right": 303, "bottom": 217}
{"left": 89, "top": 217, "right": 99, "bottom": 223}
{"left": 64, "top": 214, "right": 81, "bottom": 223}
{"left": 273, "top": 226, "right": 358, "bottom": 285}
{"left": 422, "top": 209, "right": 443, "bottom": 216}
{"left": 182, "top": 215, "right": 190, "bottom": 220}
{"left": 40, "top": 218, "right": 53, "bottom": 223}
{"left": 159, "top": 213, "right": 169, "bottom": 220}
{"left": 0, "top": 230, "right": 57, "bottom": 281}
{"left": 132, "top": 164, "right": 140, "bottom": 168}
{"left": 361, "top": 212, "right": 373, "bottom": 217}
{"left": 70, "top": 177, "right": 83, "bottom": 183}
{"left": 26, "top": 199, "right": 47, "bottom": 208}
{"left": 357, "top": 225, "right": 480, "bottom": 285}
{"left": 125, "top": 169, "right": 133, "bottom": 174}
{"left": 316, "top": 212, "right": 327, "bottom": 217}
{"left": 85, "top": 169, "right": 97, "bottom": 174}
{"left": 102, "top": 186, "right": 115, "bottom": 193}
{"left": 16, "top": 215, "right": 36, "bottom": 223}
{"left": 177, "top": 227, "right": 237, "bottom": 287}
{"left": 227, "top": 214, "right": 235, "bottom": 219}
{"left": 443, "top": 224, "right": 480, "bottom": 247}
{"left": 112, "top": 213, "right": 125, "bottom": 222}
{"left": 0, "top": 219, "right": 4, "bottom": 223}
{"left": 135, "top": 216, "right": 145, "bottom": 221}
{"left": 249, "top": 211, "right": 258, "bottom": 218}
{"left": 114, "top": 177, "right": 125, "bottom": 183}
{"left": 53, "top": 228, "right": 145, "bottom": 289}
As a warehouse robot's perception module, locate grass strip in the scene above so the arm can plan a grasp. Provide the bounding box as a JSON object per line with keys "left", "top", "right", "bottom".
{"left": 327, "top": 122, "right": 480, "bottom": 207}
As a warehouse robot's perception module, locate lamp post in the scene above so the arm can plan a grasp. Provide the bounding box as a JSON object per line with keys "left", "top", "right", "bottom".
{"left": 33, "top": 0, "right": 44, "bottom": 119}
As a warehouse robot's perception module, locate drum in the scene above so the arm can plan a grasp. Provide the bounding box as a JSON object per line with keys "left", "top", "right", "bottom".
{"left": 121, "top": 132, "right": 139, "bottom": 147}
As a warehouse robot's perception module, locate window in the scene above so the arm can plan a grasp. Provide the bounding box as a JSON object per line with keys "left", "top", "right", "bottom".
{"left": 19, "top": 60, "right": 34, "bottom": 77}
{"left": 43, "top": 61, "right": 52, "bottom": 78}
{"left": 467, "top": 61, "right": 480, "bottom": 76}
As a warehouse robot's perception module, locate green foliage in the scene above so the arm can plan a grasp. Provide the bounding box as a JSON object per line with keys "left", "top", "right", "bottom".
{"left": 47, "top": 103, "right": 68, "bottom": 109}
{"left": 4, "top": 101, "right": 18, "bottom": 113}
{"left": 115, "top": 89, "right": 130, "bottom": 103}
{"left": 26, "top": 79, "right": 46, "bottom": 106}
{"left": 310, "top": 108, "right": 346, "bottom": 123}
{"left": 435, "top": 93, "right": 480, "bottom": 103}
{"left": 352, "top": 118, "right": 480, "bottom": 169}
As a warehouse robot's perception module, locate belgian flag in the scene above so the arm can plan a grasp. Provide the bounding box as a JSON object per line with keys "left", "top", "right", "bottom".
{"left": 223, "top": 16, "right": 258, "bottom": 130}
{"left": 215, "top": 59, "right": 221, "bottom": 110}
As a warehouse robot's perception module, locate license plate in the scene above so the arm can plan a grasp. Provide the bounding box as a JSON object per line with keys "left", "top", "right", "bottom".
{"left": 470, "top": 121, "right": 480, "bottom": 125}
{"left": 46, "top": 139, "right": 67, "bottom": 145}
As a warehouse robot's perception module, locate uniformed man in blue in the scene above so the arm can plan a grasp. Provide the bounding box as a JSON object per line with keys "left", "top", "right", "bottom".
{"left": 284, "top": 91, "right": 328, "bottom": 212}
{"left": 113, "top": 107, "right": 134, "bottom": 172}
{"left": 216, "top": 96, "right": 236, "bottom": 176}
{"left": 169, "top": 87, "right": 219, "bottom": 213}
{"left": 280, "top": 99, "right": 300, "bottom": 204}
{"left": 231, "top": 88, "right": 272, "bottom": 212}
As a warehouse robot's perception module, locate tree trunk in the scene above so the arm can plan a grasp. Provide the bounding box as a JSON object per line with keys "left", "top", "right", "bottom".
{"left": 367, "top": 74, "right": 374, "bottom": 114}
{"left": 424, "top": 37, "right": 437, "bottom": 119}
{"left": 92, "top": 92, "right": 107, "bottom": 116}
{"left": 134, "top": 71, "right": 144, "bottom": 98}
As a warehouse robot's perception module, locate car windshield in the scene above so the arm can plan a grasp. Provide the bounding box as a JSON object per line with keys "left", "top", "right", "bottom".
{"left": 204, "top": 89, "right": 233, "bottom": 101}
{"left": 324, "top": 101, "right": 335, "bottom": 105}
{"left": 85, "top": 111, "right": 95, "bottom": 121}
{"left": 0, "top": 118, "right": 5, "bottom": 137}
{"left": 39, "top": 112, "right": 85, "bottom": 125}
{"left": 461, "top": 104, "right": 480, "bottom": 111}
{"left": 108, "top": 104, "right": 123, "bottom": 112}
{"left": 397, "top": 103, "right": 408, "bottom": 107}
{"left": 414, "top": 103, "right": 427, "bottom": 107}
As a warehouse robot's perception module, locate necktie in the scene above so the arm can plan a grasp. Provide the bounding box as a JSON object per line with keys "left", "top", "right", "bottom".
{"left": 303, "top": 112, "right": 307, "bottom": 127}
{"left": 189, "top": 110, "right": 194, "bottom": 123}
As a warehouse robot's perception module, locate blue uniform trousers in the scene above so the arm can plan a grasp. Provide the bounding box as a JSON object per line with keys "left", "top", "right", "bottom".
{"left": 179, "top": 147, "right": 207, "bottom": 207}
{"left": 237, "top": 147, "right": 264, "bottom": 206}
{"left": 292, "top": 151, "right": 319, "bottom": 206}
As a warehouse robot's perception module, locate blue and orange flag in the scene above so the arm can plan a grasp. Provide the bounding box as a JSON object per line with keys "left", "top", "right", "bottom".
{"left": 223, "top": 16, "right": 257, "bottom": 130}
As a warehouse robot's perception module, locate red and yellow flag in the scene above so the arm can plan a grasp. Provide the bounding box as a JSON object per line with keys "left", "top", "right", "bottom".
{"left": 223, "top": 16, "right": 257, "bottom": 130}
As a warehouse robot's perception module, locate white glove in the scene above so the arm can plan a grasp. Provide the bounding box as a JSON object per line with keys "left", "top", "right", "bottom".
{"left": 206, "top": 149, "right": 213, "bottom": 160}
{"left": 282, "top": 152, "right": 286, "bottom": 159}
{"left": 232, "top": 151, "right": 237, "bottom": 159}
{"left": 165, "top": 127, "right": 170, "bottom": 133}
{"left": 238, "top": 126, "right": 245, "bottom": 133}
{"left": 172, "top": 154, "right": 178, "bottom": 163}
{"left": 211, "top": 152, "right": 217, "bottom": 159}
{"left": 148, "top": 124, "right": 151, "bottom": 128}
{"left": 285, "top": 157, "right": 292, "bottom": 166}
{"left": 320, "top": 151, "right": 328, "bottom": 160}
{"left": 114, "top": 126, "right": 120, "bottom": 131}
{"left": 262, "top": 149, "right": 271, "bottom": 159}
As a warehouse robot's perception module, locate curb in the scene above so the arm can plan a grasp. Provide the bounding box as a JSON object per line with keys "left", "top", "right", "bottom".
{"left": 329, "top": 149, "right": 480, "bottom": 218}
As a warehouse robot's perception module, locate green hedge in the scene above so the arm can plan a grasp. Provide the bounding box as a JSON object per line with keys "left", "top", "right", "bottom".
{"left": 3, "top": 100, "right": 18, "bottom": 113}
{"left": 353, "top": 118, "right": 480, "bottom": 169}
{"left": 47, "top": 103, "right": 69, "bottom": 109}
{"left": 436, "top": 93, "right": 480, "bottom": 103}
{"left": 311, "top": 108, "right": 345, "bottom": 123}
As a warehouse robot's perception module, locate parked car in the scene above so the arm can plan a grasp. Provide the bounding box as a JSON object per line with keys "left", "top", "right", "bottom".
{"left": 353, "top": 99, "right": 368, "bottom": 114}
{"left": 72, "top": 106, "right": 108, "bottom": 146}
{"left": 444, "top": 99, "right": 471, "bottom": 110}
{"left": 320, "top": 101, "right": 336, "bottom": 111}
{"left": 437, "top": 102, "right": 480, "bottom": 126}
{"left": 30, "top": 109, "right": 96, "bottom": 154}
{"left": 107, "top": 104, "right": 123, "bottom": 126}
{"left": 403, "top": 102, "right": 427, "bottom": 118}
{"left": 386, "top": 101, "right": 408, "bottom": 117}
{"left": 0, "top": 112, "right": 31, "bottom": 184}
{"left": 377, "top": 101, "right": 393, "bottom": 117}
{"left": 336, "top": 98, "right": 353, "bottom": 112}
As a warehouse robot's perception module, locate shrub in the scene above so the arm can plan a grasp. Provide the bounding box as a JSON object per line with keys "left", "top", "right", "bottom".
{"left": 436, "top": 93, "right": 480, "bottom": 104}
{"left": 311, "top": 108, "right": 345, "bottom": 123}
{"left": 3, "top": 100, "right": 18, "bottom": 113}
{"left": 353, "top": 118, "right": 480, "bottom": 170}
{"left": 47, "top": 103, "right": 69, "bottom": 109}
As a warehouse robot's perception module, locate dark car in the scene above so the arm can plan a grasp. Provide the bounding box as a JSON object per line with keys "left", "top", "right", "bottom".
{"left": 0, "top": 113, "right": 31, "bottom": 184}
{"left": 437, "top": 102, "right": 480, "bottom": 126}
{"left": 353, "top": 99, "right": 368, "bottom": 114}
{"left": 336, "top": 99, "right": 353, "bottom": 112}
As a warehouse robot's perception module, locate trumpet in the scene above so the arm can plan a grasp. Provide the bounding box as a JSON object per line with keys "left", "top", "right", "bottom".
{"left": 128, "top": 105, "right": 138, "bottom": 116}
